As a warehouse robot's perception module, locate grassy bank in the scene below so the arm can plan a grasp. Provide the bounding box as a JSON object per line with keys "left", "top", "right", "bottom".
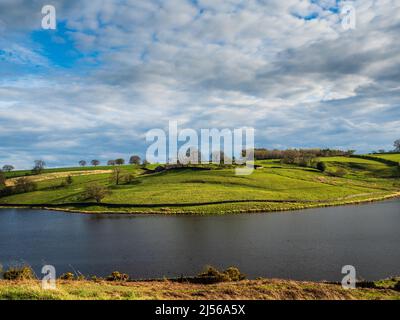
{"left": 1, "top": 155, "right": 399, "bottom": 214}
{"left": 1, "top": 278, "right": 399, "bottom": 300}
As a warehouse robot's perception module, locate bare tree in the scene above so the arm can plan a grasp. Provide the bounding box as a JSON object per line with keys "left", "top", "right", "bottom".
{"left": 32, "top": 160, "right": 46, "bottom": 174}
{"left": 394, "top": 139, "right": 400, "bottom": 152}
{"left": 110, "top": 167, "right": 122, "bottom": 185}
{"left": 129, "top": 155, "right": 141, "bottom": 165}
{"left": 91, "top": 160, "right": 100, "bottom": 167}
{"left": 14, "top": 177, "right": 37, "bottom": 193}
{"left": 66, "top": 175, "right": 73, "bottom": 185}
{"left": 2, "top": 165, "right": 14, "bottom": 172}
{"left": 84, "top": 184, "right": 111, "bottom": 203}
{"left": 79, "top": 160, "right": 87, "bottom": 167}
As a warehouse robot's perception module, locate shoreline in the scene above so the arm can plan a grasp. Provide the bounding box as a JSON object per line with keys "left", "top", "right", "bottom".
{"left": 1, "top": 277, "right": 399, "bottom": 300}
{"left": 0, "top": 191, "right": 399, "bottom": 215}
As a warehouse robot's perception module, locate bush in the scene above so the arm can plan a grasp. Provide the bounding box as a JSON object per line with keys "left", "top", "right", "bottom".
{"left": 14, "top": 177, "right": 37, "bottom": 193}
{"left": 254, "top": 148, "right": 354, "bottom": 160}
{"left": 2, "top": 266, "right": 36, "bottom": 280}
{"left": 106, "top": 271, "right": 130, "bottom": 281}
{"left": 84, "top": 184, "right": 111, "bottom": 203}
{"left": 223, "top": 267, "right": 246, "bottom": 281}
{"left": 196, "top": 266, "right": 246, "bottom": 284}
{"left": 123, "top": 174, "right": 135, "bottom": 184}
{"left": 77, "top": 274, "right": 86, "bottom": 280}
{"left": 59, "top": 272, "right": 75, "bottom": 280}
{"left": 66, "top": 176, "right": 73, "bottom": 185}
{"left": 316, "top": 161, "right": 327, "bottom": 172}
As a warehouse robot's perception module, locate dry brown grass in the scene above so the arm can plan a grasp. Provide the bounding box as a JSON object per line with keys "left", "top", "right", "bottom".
{"left": 5, "top": 170, "right": 112, "bottom": 187}
{"left": 1, "top": 278, "right": 399, "bottom": 300}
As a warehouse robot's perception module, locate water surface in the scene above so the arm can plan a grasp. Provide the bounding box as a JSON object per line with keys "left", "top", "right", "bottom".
{"left": 0, "top": 200, "right": 399, "bottom": 281}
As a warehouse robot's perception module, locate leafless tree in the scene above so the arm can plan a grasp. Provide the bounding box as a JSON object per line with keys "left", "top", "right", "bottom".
{"left": 32, "top": 160, "right": 46, "bottom": 174}
{"left": 14, "top": 177, "right": 37, "bottom": 193}
{"left": 84, "top": 184, "right": 111, "bottom": 203}
{"left": 79, "top": 160, "right": 87, "bottom": 167}
{"left": 110, "top": 167, "right": 122, "bottom": 185}
{"left": 394, "top": 139, "right": 400, "bottom": 152}
{"left": 2, "top": 165, "right": 14, "bottom": 172}
{"left": 129, "top": 155, "right": 141, "bottom": 165}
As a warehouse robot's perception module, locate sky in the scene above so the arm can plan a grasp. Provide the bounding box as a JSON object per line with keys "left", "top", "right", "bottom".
{"left": 0, "top": 0, "right": 399, "bottom": 169}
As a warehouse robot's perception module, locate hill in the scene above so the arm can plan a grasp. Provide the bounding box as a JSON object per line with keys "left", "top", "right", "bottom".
{"left": 0, "top": 156, "right": 399, "bottom": 214}
{"left": 368, "top": 153, "right": 400, "bottom": 162}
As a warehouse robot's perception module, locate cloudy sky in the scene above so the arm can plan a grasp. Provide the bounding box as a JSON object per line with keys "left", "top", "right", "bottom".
{"left": 0, "top": 0, "right": 399, "bottom": 168}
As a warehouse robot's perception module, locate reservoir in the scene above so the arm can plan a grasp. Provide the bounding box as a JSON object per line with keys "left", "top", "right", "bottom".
{"left": 0, "top": 199, "right": 399, "bottom": 281}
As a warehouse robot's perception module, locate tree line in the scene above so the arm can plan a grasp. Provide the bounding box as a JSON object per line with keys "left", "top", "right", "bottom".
{"left": 253, "top": 148, "right": 356, "bottom": 161}
{"left": 77, "top": 155, "right": 145, "bottom": 167}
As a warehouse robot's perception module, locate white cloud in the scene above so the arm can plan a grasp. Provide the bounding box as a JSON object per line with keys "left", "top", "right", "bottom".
{"left": 0, "top": 0, "right": 400, "bottom": 168}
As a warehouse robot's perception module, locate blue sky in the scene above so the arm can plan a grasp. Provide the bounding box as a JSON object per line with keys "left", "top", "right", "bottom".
{"left": 0, "top": 0, "right": 399, "bottom": 168}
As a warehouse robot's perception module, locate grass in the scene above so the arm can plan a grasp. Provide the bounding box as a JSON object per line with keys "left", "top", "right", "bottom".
{"left": 0, "top": 278, "right": 399, "bottom": 300}
{"left": 368, "top": 153, "right": 400, "bottom": 163}
{"left": 3, "top": 165, "right": 136, "bottom": 179}
{"left": 0, "top": 157, "right": 399, "bottom": 214}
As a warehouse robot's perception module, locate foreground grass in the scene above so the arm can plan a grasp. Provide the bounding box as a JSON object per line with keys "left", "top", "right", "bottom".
{"left": 1, "top": 156, "right": 399, "bottom": 214}
{"left": 1, "top": 278, "right": 399, "bottom": 300}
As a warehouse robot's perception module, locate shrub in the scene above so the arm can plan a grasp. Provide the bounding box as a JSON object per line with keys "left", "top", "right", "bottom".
{"left": 316, "top": 161, "right": 327, "bottom": 172}
{"left": 66, "top": 175, "right": 73, "bottom": 185}
{"left": 106, "top": 271, "right": 130, "bottom": 281}
{"left": 14, "top": 177, "right": 37, "bottom": 193}
{"left": 123, "top": 174, "right": 135, "bottom": 184}
{"left": 0, "top": 186, "right": 13, "bottom": 197}
{"left": 2, "top": 266, "right": 36, "bottom": 280}
{"left": 59, "top": 272, "right": 75, "bottom": 280}
{"left": 84, "top": 184, "right": 111, "bottom": 203}
{"left": 254, "top": 148, "right": 354, "bottom": 160}
{"left": 223, "top": 267, "right": 246, "bottom": 281}
{"left": 91, "top": 275, "right": 101, "bottom": 282}
{"left": 77, "top": 274, "right": 86, "bottom": 280}
{"left": 196, "top": 266, "right": 246, "bottom": 284}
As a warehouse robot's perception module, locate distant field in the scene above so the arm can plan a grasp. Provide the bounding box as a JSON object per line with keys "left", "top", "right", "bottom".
{"left": 321, "top": 156, "right": 381, "bottom": 164}
{"left": 1, "top": 156, "right": 399, "bottom": 214}
{"left": 3, "top": 165, "right": 135, "bottom": 178}
{"left": 369, "top": 153, "right": 400, "bottom": 162}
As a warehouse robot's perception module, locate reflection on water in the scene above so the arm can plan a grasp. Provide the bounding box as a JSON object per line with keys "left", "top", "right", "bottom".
{"left": 0, "top": 199, "right": 399, "bottom": 281}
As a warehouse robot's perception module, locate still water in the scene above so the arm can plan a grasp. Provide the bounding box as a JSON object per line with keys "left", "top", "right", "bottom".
{"left": 0, "top": 199, "right": 399, "bottom": 281}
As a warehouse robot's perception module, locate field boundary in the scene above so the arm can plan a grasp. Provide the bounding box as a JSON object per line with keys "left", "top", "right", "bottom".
{"left": 1, "top": 192, "right": 399, "bottom": 214}
{"left": 350, "top": 155, "right": 399, "bottom": 166}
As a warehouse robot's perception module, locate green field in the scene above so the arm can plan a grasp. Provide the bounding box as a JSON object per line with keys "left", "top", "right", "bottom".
{"left": 3, "top": 165, "right": 131, "bottom": 178}
{"left": 1, "top": 156, "right": 399, "bottom": 214}
{"left": 369, "top": 153, "right": 400, "bottom": 162}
